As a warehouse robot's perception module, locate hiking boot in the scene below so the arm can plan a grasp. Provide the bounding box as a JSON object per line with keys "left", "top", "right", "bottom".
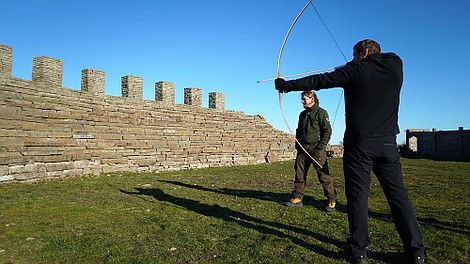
{"left": 325, "top": 200, "right": 336, "bottom": 212}
{"left": 285, "top": 197, "right": 303, "bottom": 207}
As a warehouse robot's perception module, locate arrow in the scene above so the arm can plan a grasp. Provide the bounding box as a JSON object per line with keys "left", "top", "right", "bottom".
{"left": 256, "top": 67, "right": 335, "bottom": 83}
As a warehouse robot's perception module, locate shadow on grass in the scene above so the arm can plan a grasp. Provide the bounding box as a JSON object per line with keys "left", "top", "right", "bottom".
{"left": 120, "top": 186, "right": 344, "bottom": 261}
{"left": 150, "top": 180, "right": 449, "bottom": 263}
{"left": 158, "top": 179, "right": 349, "bottom": 214}
{"left": 159, "top": 179, "right": 289, "bottom": 204}
{"left": 368, "top": 210, "right": 470, "bottom": 236}
{"left": 417, "top": 217, "right": 470, "bottom": 236}
{"left": 119, "top": 180, "right": 453, "bottom": 263}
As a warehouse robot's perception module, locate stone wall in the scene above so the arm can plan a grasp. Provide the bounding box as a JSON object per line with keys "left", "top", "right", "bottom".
{"left": 0, "top": 43, "right": 296, "bottom": 182}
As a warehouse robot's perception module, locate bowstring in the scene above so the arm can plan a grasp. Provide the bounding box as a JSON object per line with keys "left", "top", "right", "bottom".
{"left": 309, "top": 1, "right": 348, "bottom": 128}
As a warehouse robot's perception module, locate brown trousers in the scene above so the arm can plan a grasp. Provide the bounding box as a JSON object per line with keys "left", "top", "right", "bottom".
{"left": 293, "top": 149, "right": 336, "bottom": 201}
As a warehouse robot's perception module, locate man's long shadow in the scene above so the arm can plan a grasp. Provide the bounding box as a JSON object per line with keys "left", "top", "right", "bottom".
{"left": 158, "top": 179, "right": 348, "bottom": 213}
{"left": 120, "top": 186, "right": 342, "bottom": 260}
{"left": 154, "top": 180, "right": 469, "bottom": 263}
{"left": 368, "top": 211, "right": 470, "bottom": 236}
{"left": 159, "top": 179, "right": 287, "bottom": 203}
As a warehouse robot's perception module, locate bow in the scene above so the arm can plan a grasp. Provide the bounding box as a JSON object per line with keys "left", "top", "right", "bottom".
{"left": 277, "top": 0, "right": 323, "bottom": 168}
{"left": 275, "top": 0, "right": 348, "bottom": 168}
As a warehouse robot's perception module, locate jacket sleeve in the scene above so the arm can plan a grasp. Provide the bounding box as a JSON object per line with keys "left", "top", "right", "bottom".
{"left": 283, "top": 64, "right": 357, "bottom": 91}
{"left": 316, "top": 109, "right": 332, "bottom": 150}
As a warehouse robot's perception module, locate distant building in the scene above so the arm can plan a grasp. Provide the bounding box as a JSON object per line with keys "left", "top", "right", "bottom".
{"left": 403, "top": 127, "right": 470, "bottom": 161}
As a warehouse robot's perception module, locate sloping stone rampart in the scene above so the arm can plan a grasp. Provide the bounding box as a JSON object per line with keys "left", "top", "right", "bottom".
{"left": 0, "top": 43, "right": 295, "bottom": 182}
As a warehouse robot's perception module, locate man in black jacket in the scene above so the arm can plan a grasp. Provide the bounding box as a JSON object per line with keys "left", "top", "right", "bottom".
{"left": 286, "top": 90, "right": 336, "bottom": 213}
{"left": 275, "top": 39, "right": 425, "bottom": 264}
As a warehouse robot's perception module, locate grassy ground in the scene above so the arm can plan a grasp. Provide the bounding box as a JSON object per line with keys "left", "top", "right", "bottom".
{"left": 0, "top": 158, "right": 469, "bottom": 264}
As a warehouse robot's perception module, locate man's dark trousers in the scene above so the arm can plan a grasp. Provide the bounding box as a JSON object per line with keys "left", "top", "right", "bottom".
{"left": 343, "top": 135, "right": 425, "bottom": 258}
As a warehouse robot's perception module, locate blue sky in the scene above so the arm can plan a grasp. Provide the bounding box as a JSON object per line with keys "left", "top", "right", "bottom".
{"left": 1, "top": 0, "right": 469, "bottom": 144}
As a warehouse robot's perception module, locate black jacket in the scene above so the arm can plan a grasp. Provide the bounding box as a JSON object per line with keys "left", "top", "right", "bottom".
{"left": 296, "top": 104, "right": 332, "bottom": 152}
{"left": 283, "top": 53, "right": 402, "bottom": 140}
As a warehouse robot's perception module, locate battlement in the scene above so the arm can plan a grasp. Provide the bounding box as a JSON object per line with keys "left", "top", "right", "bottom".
{"left": 0, "top": 43, "right": 295, "bottom": 182}
{"left": 0, "top": 44, "right": 224, "bottom": 110}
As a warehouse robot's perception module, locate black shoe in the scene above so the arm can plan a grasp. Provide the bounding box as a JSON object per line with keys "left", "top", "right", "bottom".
{"left": 416, "top": 256, "right": 425, "bottom": 264}
{"left": 341, "top": 248, "right": 368, "bottom": 264}
{"left": 406, "top": 250, "right": 426, "bottom": 264}
{"left": 411, "top": 255, "right": 425, "bottom": 264}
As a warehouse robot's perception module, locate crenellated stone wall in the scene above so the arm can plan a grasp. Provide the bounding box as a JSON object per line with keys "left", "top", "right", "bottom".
{"left": 0, "top": 43, "right": 296, "bottom": 182}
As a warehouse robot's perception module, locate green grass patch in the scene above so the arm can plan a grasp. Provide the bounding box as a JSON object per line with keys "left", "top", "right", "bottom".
{"left": 0, "top": 158, "right": 469, "bottom": 263}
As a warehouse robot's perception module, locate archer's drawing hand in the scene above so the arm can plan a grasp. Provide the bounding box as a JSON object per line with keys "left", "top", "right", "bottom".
{"left": 275, "top": 78, "right": 290, "bottom": 93}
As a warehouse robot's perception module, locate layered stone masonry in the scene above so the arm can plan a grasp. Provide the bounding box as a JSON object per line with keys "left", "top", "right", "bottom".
{"left": 0, "top": 43, "right": 296, "bottom": 182}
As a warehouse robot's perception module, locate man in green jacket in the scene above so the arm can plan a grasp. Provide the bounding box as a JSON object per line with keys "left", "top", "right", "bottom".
{"left": 286, "top": 90, "right": 336, "bottom": 212}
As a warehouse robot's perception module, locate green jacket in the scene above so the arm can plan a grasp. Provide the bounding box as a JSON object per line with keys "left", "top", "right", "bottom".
{"left": 295, "top": 104, "right": 332, "bottom": 152}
